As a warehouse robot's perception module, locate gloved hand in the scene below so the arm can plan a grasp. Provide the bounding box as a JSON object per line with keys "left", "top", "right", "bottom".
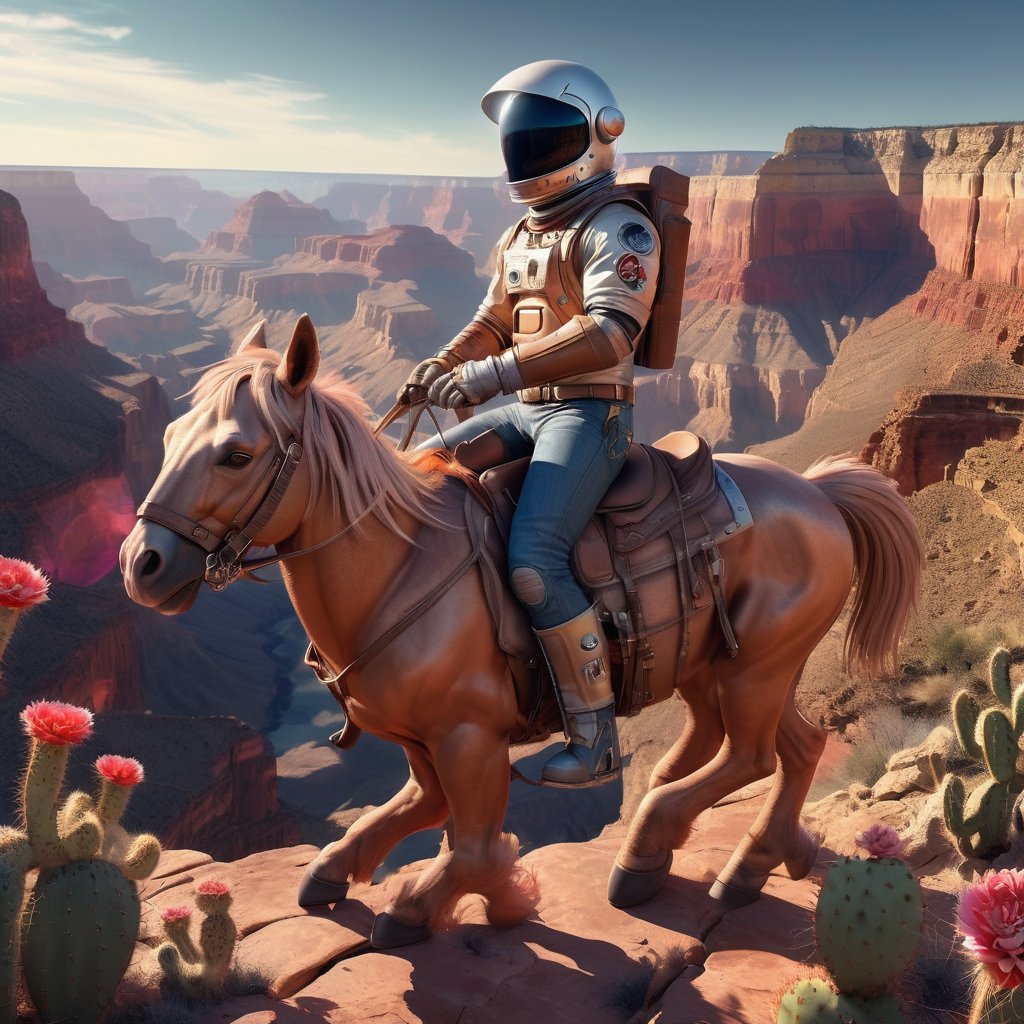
{"left": 397, "top": 357, "right": 448, "bottom": 405}
{"left": 428, "top": 352, "right": 524, "bottom": 410}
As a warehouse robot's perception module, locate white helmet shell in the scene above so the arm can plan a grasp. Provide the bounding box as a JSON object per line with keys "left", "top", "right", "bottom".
{"left": 482, "top": 60, "right": 625, "bottom": 205}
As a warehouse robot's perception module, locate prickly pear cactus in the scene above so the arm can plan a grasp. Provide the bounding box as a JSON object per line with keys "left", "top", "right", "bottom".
{"left": 815, "top": 855, "right": 923, "bottom": 997}
{"left": 776, "top": 978, "right": 904, "bottom": 1023}
{"left": 21, "top": 859, "right": 140, "bottom": 1024}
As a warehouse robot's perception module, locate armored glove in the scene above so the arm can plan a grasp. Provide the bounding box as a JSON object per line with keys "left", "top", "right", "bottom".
{"left": 428, "top": 352, "right": 524, "bottom": 410}
{"left": 397, "top": 357, "right": 448, "bottom": 405}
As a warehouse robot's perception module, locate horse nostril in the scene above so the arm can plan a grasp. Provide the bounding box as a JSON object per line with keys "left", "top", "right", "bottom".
{"left": 139, "top": 549, "right": 162, "bottom": 578}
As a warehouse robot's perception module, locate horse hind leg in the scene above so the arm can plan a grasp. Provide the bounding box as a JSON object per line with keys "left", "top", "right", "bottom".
{"left": 648, "top": 671, "right": 725, "bottom": 791}
{"left": 710, "top": 669, "right": 827, "bottom": 909}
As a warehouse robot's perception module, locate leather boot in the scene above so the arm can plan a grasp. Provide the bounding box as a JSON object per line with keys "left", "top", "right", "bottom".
{"left": 535, "top": 604, "right": 621, "bottom": 787}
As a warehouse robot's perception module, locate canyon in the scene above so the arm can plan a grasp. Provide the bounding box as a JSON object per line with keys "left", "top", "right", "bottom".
{"left": 0, "top": 188, "right": 298, "bottom": 860}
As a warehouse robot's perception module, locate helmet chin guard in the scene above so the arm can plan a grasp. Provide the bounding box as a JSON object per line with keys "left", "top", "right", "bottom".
{"left": 482, "top": 60, "right": 624, "bottom": 205}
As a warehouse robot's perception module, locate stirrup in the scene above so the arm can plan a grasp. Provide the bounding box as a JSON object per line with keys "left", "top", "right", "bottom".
{"left": 541, "top": 705, "right": 621, "bottom": 789}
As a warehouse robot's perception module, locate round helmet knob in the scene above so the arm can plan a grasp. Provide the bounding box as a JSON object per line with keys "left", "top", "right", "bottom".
{"left": 595, "top": 106, "right": 625, "bottom": 144}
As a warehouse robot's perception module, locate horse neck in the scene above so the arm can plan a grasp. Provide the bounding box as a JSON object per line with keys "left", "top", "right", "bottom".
{"left": 276, "top": 491, "right": 425, "bottom": 675}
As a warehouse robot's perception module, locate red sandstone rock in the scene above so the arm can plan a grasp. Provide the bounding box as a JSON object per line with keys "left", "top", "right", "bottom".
{"left": 207, "top": 191, "right": 360, "bottom": 261}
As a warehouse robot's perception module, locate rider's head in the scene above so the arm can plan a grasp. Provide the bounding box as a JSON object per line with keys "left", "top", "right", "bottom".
{"left": 482, "top": 60, "right": 624, "bottom": 206}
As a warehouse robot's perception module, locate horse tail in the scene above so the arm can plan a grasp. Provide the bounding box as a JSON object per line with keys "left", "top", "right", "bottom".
{"left": 804, "top": 455, "right": 923, "bottom": 679}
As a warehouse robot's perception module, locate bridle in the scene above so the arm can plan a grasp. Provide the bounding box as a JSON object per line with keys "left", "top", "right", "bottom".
{"left": 135, "top": 399, "right": 446, "bottom": 593}
{"left": 138, "top": 437, "right": 305, "bottom": 591}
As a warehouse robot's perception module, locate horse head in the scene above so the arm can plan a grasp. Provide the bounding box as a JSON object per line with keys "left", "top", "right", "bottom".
{"left": 120, "top": 316, "right": 321, "bottom": 614}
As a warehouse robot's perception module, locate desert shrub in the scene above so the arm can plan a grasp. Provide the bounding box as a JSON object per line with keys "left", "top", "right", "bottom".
{"left": 828, "top": 705, "right": 942, "bottom": 790}
{"left": 927, "top": 622, "right": 1024, "bottom": 677}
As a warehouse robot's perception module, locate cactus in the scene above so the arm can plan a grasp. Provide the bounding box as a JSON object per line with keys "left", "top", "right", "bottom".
{"left": 943, "top": 648, "right": 1024, "bottom": 859}
{"left": 158, "top": 881, "right": 238, "bottom": 1001}
{"left": 816, "top": 854, "right": 923, "bottom": 996}
{"left": 776, "top": 826, "right": 922, "bottom": 1024}
{"left": 0, "top": 828, "right": 32, "bottom": 1024}
{"left": 943, "top": 776, "right": 1012, "bottom": 858}
{"left": 21, "top": 859, "right": 141, "bottom": 1024}
{"left": 19, "top": 702, "right": 101, "bottom": 868}
{"left": 0, "top": 557, "right": 49, "bottom": 663}
{"left": 92, "top": 755, "right": 161, "bottom": 880}
{"left": 777, "top": 978, "right": 904, "bottom": 1024}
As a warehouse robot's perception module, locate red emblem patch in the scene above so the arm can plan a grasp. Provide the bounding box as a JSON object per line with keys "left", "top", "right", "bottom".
{"left": 616, "top": 253, "right": 647, "bottom": 289}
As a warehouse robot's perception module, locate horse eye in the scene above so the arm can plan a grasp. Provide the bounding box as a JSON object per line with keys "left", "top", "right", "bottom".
{"left": 221, "top": 451, "right": 252, "bottom": 469}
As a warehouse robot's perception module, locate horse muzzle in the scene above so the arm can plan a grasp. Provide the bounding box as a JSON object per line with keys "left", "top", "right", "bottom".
{"left": 120, "top": 521, "right": 208, "bottom": 614}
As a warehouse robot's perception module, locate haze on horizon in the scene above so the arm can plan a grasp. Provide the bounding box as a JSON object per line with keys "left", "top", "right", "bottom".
{"left": 1, "top": 0, "right": 1021, "bottom": 177}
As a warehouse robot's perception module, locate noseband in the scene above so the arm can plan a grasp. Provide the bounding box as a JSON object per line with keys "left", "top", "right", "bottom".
{"left": 137, "top": 438, "right": 303, "bottom": 591}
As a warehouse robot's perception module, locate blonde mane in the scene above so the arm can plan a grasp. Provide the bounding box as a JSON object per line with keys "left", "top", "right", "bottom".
{"left": 188, "top": 350, "right": 453, "bottom": 538}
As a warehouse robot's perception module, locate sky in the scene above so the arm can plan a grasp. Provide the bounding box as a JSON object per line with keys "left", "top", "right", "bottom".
{"left": 0, "top": 0, "right": 1021, "bottom": 176}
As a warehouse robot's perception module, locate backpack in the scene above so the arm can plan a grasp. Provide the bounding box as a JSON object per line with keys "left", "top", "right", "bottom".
{"left": 613, "top": 166, "right": 691, "bottom": 370}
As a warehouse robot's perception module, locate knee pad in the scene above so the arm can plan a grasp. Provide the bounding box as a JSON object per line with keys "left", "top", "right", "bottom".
{"left": 510, "top": 565, "right": 547, "bottom": 607}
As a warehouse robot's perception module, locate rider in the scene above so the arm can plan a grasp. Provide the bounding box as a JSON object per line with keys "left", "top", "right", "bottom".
{"left": 398, "top": 60, "right": 662, "bottom": 787}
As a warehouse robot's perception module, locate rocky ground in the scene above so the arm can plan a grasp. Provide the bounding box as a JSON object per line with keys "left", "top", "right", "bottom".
{"left": 109, "top": 721, "right": 983, "bottom": 1024}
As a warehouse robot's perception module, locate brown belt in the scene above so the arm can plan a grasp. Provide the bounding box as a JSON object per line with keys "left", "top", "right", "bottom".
{"left": 519, "top": 383, "right": 636, "bottom": 404}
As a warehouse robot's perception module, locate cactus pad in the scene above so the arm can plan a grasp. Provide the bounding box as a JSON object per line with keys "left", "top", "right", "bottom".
{"left": 978, "top": 709, "right": 1018, "bottom": 784}
{"left": 952, "top": 690, "right": 983, "bottom": 760}
{"left": 776, "top": 978, "right": 904, "bottom": 1023}
{"left": 815, "top": 855, "right": 923, "bottom": 996}
{"left": 22, "top": 860, "right": 140, "bottom": 1024}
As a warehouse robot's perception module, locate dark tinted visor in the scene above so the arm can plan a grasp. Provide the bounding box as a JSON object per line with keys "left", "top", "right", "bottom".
{"left": 499, "top": 94, "right": 590, "bottom": 182}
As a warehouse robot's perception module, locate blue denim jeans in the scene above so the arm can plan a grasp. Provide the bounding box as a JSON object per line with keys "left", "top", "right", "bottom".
{"left": 419, "top": 399, "right": 633, "bottom": 629}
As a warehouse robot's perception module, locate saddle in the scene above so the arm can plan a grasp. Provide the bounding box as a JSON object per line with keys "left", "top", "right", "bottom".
{"left": 460, "top": 430, "right": 753, "bottom": 739}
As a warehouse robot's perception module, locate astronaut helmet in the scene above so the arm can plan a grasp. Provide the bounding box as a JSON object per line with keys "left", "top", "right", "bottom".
{"left": 481, "top": 60, "right": 625, "bottom": 206}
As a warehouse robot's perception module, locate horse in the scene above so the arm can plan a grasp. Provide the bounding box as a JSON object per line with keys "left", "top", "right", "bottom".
{"left": 120, "top": 314, "right": 923, "bottom": 948}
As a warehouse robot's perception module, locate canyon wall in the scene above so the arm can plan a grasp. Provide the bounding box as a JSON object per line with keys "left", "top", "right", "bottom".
{"left": 0, "top": 189, "right": 296, "bottom": 856}
{"left": 677, "top": 123, "right": 1024, "bottom": 452}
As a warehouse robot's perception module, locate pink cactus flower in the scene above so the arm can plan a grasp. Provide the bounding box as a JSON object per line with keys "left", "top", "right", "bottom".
{"left": 0, "top": 557, "right": 49, "bottom": 609}
{"left": 160, "top": 905, "right": 192, "bottom": 923}
{"left": 958, "top": 868, "right": 1024, "bottom": 989}
{"left": 20, "top": 701, "right": 94, "bottom": 746}
{"left": 95, "top": 754, "right": 145, "bottom": 787}
{"left": 855, "top": 823, "right": 906, "bottom": 860}
{"left": 196, "top": 880, "right": 231, "bottom": 897}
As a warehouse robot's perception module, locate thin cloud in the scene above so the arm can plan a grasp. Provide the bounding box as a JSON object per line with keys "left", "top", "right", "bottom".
{"left": 0, "top": 11, "right": 130, "bottom": 41}
{"left": 0, "top": 10, "right": 491, "bottom": 174}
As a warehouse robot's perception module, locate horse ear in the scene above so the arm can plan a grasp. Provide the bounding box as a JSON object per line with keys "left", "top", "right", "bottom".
{"left": 235, "top": 320, "right": 268, "bottom": 353}
{"left": 276, "top": 314, "right": 320, "bottom": 397}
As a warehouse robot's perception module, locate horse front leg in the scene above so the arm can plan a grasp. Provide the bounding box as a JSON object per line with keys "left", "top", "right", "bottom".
{"left": 371, "top": 722, "right": 538, "bottom": 948}
{"left": 298, "top": 744, "right": 449, "bottom": 906}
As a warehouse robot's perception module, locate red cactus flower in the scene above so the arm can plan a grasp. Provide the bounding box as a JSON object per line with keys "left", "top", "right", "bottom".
{"left": 855, "top": 823, "right": 906, "bottom": 861}
{"left": 0, "top": 557, "right": 49, "bottom": 609}
{"left": 196, "top": 880, "right": 231, "bottom": 897}
{"left": 95, "top": 754, "right": 144, "bottom": 786}
{"left": 958, "top": 868, "right": 1024, "bottom": 989}
{"left": 160, "top": 905, "right": 192, "bottom": 923}
{"left": 20, "top": 701, "right": 94, "bottom": 746}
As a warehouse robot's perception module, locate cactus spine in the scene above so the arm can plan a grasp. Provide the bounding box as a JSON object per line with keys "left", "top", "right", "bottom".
{"left": 943, "top": 648, "right": 1024, "bottom": 859}
{"left": 0, "top": 828, "right": 32, "bottom": 1024}
{"left": 158, "top": 882, "right": 238, "bottom": 1001}
{"left": 21, "top": 860, "right": 140, "bottom": 1024}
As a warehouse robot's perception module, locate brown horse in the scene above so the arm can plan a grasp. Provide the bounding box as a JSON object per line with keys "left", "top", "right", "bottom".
{"left": 120, "top": 315, "right": 922, "bottom": 947}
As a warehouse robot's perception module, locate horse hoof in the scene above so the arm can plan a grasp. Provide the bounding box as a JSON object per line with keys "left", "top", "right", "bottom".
{"left": 784, "top": 830, "right": 821, "bottom": 881}
{"left": 708, "top": 876, "right": 763, "bottom": 910}
{"left": 297, "top": 865, "right": 350, "bottom": 908}
{"left": 607, "top": 853, "right": 671, "bottom": 908}
{"left": 370, "top": 912, "right": 432, "bottom": 949}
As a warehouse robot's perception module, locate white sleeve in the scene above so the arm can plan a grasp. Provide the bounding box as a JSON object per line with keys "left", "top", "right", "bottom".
{"left": 578, "top": 203, "right": 660, "bottom": 327}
